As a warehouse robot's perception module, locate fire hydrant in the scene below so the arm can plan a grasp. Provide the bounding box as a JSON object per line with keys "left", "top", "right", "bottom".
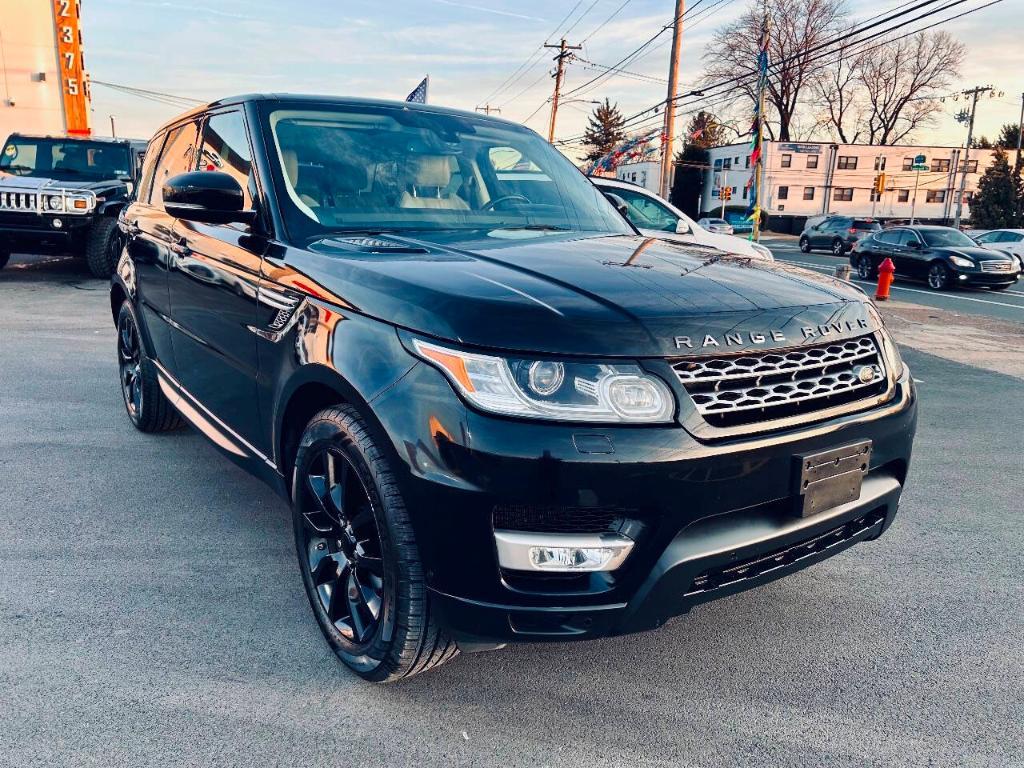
{"left": 875, "top": 257, "right": 895, "bottom": 301}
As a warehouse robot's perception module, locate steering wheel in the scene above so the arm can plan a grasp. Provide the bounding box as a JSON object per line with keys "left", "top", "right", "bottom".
{"left": 482, "top": 194, "right": 531, "bottom": 212}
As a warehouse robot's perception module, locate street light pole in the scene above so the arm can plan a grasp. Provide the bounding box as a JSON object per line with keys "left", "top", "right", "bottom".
{"left": 1016, "top": 91, "right": 1023, "bottom": 171}
{"left": 910, "top": 167, "right": 921, "bottom": 226}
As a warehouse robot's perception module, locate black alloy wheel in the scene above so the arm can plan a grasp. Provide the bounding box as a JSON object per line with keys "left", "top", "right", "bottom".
{"left": 831, "top": 238, "right": 845, "bottom": 256}
{"left": 799, "top": 236, "right": 811, "bottom": 253}
{"left": 927, "top": 262, "right": 951, "bottom": 291}
{"left": 118, "top": 309, "right": 143, "bottom": 422}
{"left": 292, "top": 406, "right": 457, "bottom": 681}
{"left": 298, "top": 444, "right": 386, "bottom": 647}
{"left": 115, "top": 301, "right": 182, "bottom": 432}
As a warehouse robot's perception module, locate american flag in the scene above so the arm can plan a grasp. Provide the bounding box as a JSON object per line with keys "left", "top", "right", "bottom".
{"left": 406, "top": 76, "right": 429, "bottom": 104}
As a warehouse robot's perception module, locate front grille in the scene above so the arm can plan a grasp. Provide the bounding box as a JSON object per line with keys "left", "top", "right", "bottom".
{"left": 980, "top": 260, "right": 1014, "bottom": 273}
{"left": 492, "top": 504, "right": 632, "bottom": 534}
{"left": 672, "top": 335, "right": 887, "bottom": 429}
{"left": 685, "top": 508, "right": 886, "bottom": 597}
{"left": 0, "top": 190, "right": 40, "bottom": 212}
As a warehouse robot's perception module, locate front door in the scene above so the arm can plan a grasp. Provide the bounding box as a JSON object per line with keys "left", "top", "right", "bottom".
{"left": 164, "top": 110, "right": 268, "bottom": 453}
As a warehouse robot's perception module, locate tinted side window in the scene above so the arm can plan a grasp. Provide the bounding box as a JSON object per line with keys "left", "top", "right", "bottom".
{"left": 614, "top": 188, "right": 679, "bottom": 232}
{"left": 875, "top": 230, "right": 899, "bottom": 245}
{"left": 897, "top": 230, "right": 919, "bottom": 247}
{"left": 153, "top": 121, "right": 200, "bottom": 207}
{"left": 198, "top": 110, "right": 255, "bottom": 210}
{"left": 137, "top": 133, "right": 167, "bottom": 204}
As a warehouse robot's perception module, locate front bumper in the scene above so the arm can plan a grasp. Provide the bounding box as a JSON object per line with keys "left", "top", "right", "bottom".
{"left": 370, "top": 357, "right": 918, "bottom": 645}
{"left": 952, "top": 267, "right": 1019, "bottom": 287}
{"left": 0, "top": 214, "right": 92, "bottom": 253}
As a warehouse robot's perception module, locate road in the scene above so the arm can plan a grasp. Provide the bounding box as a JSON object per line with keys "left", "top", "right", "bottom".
{"left": 765, "top": 237, "right": 1024, "bottom": 324}
{"left": 1, "top": 255, "right": 1023, "bottom": 767}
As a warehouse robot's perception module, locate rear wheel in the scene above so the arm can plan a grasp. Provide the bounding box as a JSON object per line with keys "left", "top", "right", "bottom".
{"left": 831, "top": 238, "right": 845, "bottom": 256}
{"left": 927, "top": 262, "right": 951, "bottom": 291}
{"left": 799, "top": 236, "right": 811, "bottom": 253}
{"left": 292, "top": 405, "right": 457, "bottom": 682}
{"left": 116, "top": 301, "right": 183, "bottom": 432}
{"left": 85, "top": 217, "right": 122, "bottom": 279}
{"left": 857, "top": 254, "right": 877, "bottom": 280}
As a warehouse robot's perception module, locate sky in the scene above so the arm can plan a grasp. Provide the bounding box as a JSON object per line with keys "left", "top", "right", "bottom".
{"left": 82, "top": 0, "right": 1024, "bottom": 154}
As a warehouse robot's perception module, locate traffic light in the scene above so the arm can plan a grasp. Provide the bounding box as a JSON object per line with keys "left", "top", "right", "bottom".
{"left": 874, "top": 173, "right": 886, "bottom": 195}
{"left": 721, "top": 186, "right": 732, "bottom": 201}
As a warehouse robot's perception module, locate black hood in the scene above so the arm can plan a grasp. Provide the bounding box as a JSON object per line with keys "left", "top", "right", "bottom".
{"left": 281, "top": 231, "right": 879, "bottom": 357}
{"left": 936, "top": 245, "right": 1016, "bottom": 262}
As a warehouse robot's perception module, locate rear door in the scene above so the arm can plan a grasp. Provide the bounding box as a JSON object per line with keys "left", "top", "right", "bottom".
{"left": 124, "top": 122, "right": 200, "bottom": 368}
{"left": 165, "top": 109, "right": 268, "bottom": 452}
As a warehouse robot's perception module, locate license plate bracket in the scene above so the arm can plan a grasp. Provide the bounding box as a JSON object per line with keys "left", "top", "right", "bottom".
{"left": 794, "top": 440, "right": 872, "bottom": 518}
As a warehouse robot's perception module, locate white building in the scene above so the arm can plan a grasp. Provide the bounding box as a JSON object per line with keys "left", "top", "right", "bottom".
{"left": 700, "top": 140, "right": 1000, "bottom": 231}
{"left": 614, "top": 160, "right": 661, "bottom": 193}
{"left": 0, "top": 0, "right": 91, "bottom": 141}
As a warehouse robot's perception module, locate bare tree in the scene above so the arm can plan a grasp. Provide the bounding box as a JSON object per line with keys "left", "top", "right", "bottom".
{"left": 813, "top": 41, "right": 866, "bottom": 143}
{"left": 857, "top": 31, "right": 965, "bottom": 145}
{"left": 701, "top": 0, "right": 846, "bottom": 142}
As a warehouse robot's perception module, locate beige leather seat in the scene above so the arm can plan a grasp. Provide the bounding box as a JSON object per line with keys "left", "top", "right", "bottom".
{"left": 281, "top": 149, "right": 320, "bottom": 208}
{"left": 399, "top": 156, "right": 469, "bottom": 210}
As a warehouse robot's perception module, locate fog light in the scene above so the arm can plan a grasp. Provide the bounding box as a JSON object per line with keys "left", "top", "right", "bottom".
{"left": 52, "top": 217, "right": 63, "bottom": 228}
{"left": 494, "top": 530, "right": 634, "bottom": 572}
{"left": 958, "top": 274, "right": 967, "bottom": 280}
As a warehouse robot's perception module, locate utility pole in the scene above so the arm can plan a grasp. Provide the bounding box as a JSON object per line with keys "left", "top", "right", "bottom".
{"left": 1015, "top": 91, "right": 1023, "bottom": 171}
{"left": 476, "top": 104, "right": 501, "bottom": 115}
{"left": 660, "top": 0, "right": 686, "bottom": 199}
{"left": 544, "top": 38, "right": 581, "bottom": 143}
{"left": 953, "top": 85, "right": 993, "bottom": 229}
{"left": 109, "top": 115, "right": 116, "bottom": 139}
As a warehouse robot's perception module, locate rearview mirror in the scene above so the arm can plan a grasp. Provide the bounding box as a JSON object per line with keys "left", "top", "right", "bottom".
{"left": 163, "top": 171, "right": 256, "bottom": 225}
{"left": 675, "top": 219, "right": 690, "bottom": 234}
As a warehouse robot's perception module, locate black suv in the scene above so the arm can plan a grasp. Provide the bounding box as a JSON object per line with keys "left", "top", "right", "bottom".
{"left": 800, "top": 216, "right": 882, "bottom": 256}
{"left": 0, "top": 133, "right": 147, "bottom": 276}
{"left": 110, "top": 95, "right": 917, "bottom": 682}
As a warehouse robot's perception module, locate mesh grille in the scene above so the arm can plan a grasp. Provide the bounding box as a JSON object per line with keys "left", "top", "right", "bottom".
{"left": 492, "top": 504, "right": 632, "bottom": 534}
{"left": 0, "top": 191, "right": 40, "bottom": 212}
{"left": 672, "top": 335, "right": 887, "bottom": 428}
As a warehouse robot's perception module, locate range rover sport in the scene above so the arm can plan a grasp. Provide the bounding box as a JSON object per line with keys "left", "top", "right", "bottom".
{"left": 110, "top": 95, "right": 917, "bottom": 682}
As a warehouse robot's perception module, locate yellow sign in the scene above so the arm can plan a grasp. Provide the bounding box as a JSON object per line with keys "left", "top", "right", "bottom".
{"left": 52, "top": 0, "right": 91, "bottom": 136}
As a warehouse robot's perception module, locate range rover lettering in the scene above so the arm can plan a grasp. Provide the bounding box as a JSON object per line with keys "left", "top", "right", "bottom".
{"left": 110, "top": 95, "right": 917, "bottom": 682}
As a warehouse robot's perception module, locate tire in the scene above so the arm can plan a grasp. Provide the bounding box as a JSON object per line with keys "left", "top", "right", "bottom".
{"left": 85, "top": 217, "right": 122, "bottom": 279}
{"left": 927, "top": 262, "right": 951, "bottom": 291}
{"left": 292, "top": 405, "right": 457, "bottom": 682}
{"left": 799, "top": 236, "right": 811, "bottom": 253}
{"left": 0, "top": 250, "right": 9, "bottom": 270}
{"left": 857, "top": 254, "right": 877, "bottom": 281}
{"left": 116, "top": 301, "right": 183, "bottom": 432}
{"left": 831, "top": 238, "right": 845, "bottom": 256}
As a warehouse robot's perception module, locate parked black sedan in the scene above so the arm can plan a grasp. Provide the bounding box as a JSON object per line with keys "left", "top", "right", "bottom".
{"left": 850, "top": 225, "right": 1021, "bottom": 291}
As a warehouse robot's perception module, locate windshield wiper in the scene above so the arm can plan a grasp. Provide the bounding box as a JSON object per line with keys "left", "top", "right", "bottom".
{"left": 490, "top": 224, "right": 571, "bottom": 232}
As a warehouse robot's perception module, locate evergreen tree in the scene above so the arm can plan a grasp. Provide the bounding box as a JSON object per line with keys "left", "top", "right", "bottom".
{"left": 971, "top": 148, "right": 1022, "bottom": 228}
{"left": 581, "top": 99, "right": 626, "bottom": 162}
{"left": 995, "top": 122, "right": 1022, "bottom": 151}
{"left": 670, "top": 112, "right": 729, "bottom": 216}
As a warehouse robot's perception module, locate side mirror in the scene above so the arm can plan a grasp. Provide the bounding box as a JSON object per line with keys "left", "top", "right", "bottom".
{"left": 675, "top": 219, "right": 690, "bottom": 234}
{"left": 163, "top": 171, "right": 256, "bottom": 225}
{"left": 603, "top": 192, "right": 631, "bottom": 220}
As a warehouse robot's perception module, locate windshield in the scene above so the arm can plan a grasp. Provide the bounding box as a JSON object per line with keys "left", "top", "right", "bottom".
{"left": 263, "top": 103, "right": 632, "bottom": 241}
{"left": 920, "top": 228, "right": 976, "bottom": 248}
{"left": 1, "top": 137, "right": 132, "bottom": 182}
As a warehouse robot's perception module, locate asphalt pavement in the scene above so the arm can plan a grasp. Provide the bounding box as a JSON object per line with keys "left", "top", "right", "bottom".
{"left": 764, "top": 236, "right": 1024, "bottom": 324}
{"left": 1, "top": 253, "right": 1022, "bottom": 767}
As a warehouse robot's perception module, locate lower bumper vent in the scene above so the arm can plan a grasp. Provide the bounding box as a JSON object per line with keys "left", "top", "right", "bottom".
{"left": 492, "top": 504, "right": 634, "bottom": 534}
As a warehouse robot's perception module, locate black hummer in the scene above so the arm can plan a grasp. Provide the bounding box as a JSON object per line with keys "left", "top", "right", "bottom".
{"left": 110, "top": 95, "right": 917, "bottom": 682}
{"left": 0, "top": 133, "right": 146, "bottom": 276}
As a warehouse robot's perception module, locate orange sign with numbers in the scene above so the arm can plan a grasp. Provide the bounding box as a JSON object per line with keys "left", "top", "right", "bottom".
{"left": 52, "top": 0, "right": 91, "bottom": 135}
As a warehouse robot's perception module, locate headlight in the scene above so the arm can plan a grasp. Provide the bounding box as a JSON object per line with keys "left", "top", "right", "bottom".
{"left": 877, "top": 327, "right": 905, "bottom": 381}
{"left": 949, "top": 255, "right": 974, "bottom": 268}
{"left": 46, "top": 194, "right": 64, "bottom": 211}
{"left": 751, "top": 242, "right": 774, "bottom": 261}
{"left": 412, "top": 340, "right": 675, "bottom": 423}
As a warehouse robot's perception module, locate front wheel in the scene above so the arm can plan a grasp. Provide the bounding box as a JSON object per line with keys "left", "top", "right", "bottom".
{"left": 292, "top": 405, "right": 457, "bottom": 682}
{"left": 927, "top": 262, "right": 951, "bottom": 291}
{"left": 85, "top": 217, "right": 122, "bottom": 279}
{"left": 799, "top": 236, "right": 811, "bottom": 253}
{"left": 831, "top": 238, "right": 845, "bottom": 256}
